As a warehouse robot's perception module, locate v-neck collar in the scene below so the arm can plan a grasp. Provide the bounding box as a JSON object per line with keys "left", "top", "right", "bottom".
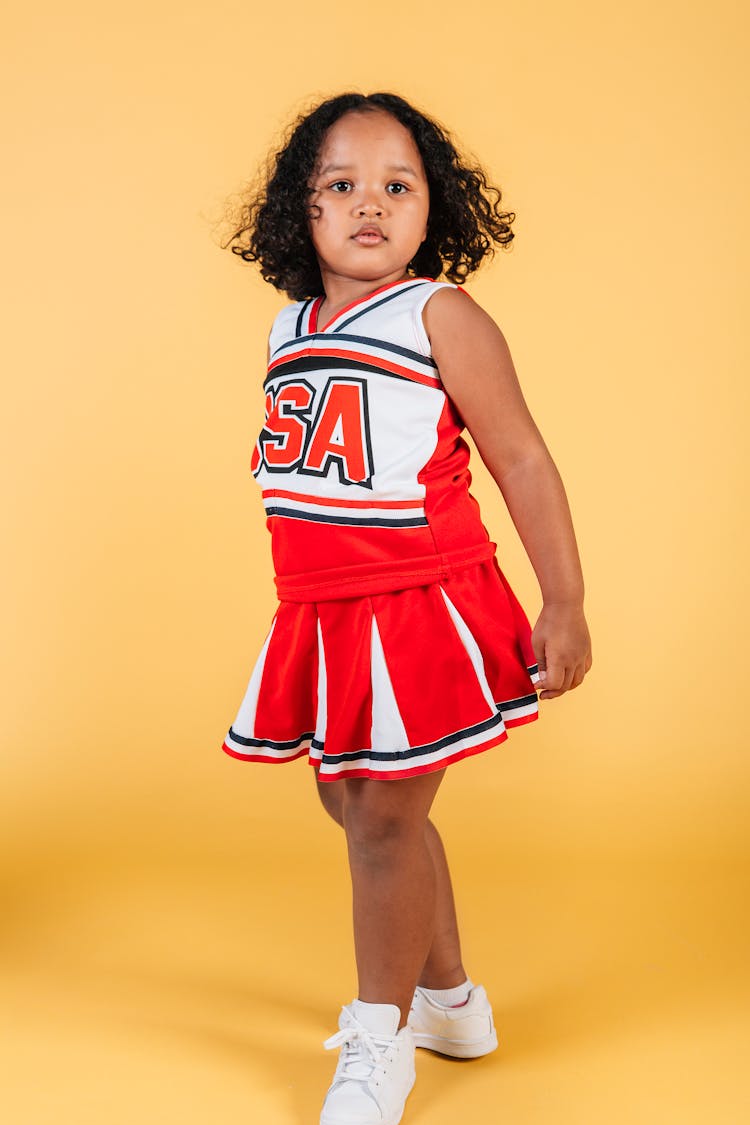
{"left": 309, "top": 276, "right": 435, "bottom": 334}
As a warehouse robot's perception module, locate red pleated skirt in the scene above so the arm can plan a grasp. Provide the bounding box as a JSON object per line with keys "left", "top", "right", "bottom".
{"left": 221, "top": 556, "right": 540, "bottom": 782}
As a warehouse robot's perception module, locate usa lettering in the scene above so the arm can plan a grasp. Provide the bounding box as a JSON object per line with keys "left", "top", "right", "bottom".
{"left": 251, "top": 377, "right": 374, "bottom": 487}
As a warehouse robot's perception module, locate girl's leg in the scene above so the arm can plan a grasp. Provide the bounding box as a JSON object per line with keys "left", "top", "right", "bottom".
{"left": 316, "top": 775, "right": 467, "bottom": 991}
{"left": 418, "top": 820, "right": 467, "bottom": 990}
{"left": 344, "top": 771, "right": 445, "bottom": 1028}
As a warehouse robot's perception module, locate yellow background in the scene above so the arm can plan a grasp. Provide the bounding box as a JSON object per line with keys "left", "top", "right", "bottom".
{"left": 2, "top": 1, "right": 748, "bottom": 1121}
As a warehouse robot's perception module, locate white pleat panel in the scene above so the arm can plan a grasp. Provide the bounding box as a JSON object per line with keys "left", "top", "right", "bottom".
{"left": 438, "top": 588, "right": 497, "bottom": 712}
{"left": 312, "top": 617, "right": 328, "bottom": 752}
{"left": 370, "top": 613, "right": 410, "bottom": 752}
{"left": 232, "top": 616, "right": 278, "bottom": 737}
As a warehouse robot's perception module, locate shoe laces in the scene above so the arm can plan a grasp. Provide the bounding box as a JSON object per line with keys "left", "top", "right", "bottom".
{"left": 324, "top": 1022, "right": 395, "bottom": 1081}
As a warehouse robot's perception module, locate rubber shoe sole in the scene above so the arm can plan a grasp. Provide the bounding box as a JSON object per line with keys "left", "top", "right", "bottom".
{"left": 410, "top": 1026, "right": 498, "bottom": 1058}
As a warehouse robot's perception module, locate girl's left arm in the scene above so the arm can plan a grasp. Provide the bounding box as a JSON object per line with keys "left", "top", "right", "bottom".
{"left": 424, "top": 288, "right": 592, "bottom": 701}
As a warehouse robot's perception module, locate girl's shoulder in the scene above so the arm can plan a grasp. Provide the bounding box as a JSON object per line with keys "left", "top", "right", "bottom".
{"left": 411, "top": 279, "right": 467, "bottom": 353}
{"left": 420, "top": 280, "right": 498, "bottom": 347}
{"left": 267, "top": 299, "right": 314, "bottom": 358}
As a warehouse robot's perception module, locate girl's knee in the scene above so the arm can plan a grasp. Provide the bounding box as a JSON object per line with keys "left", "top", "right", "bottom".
{"left": 345, "top": 807, "right": 408, "bottom": 849}
{"left": 342, "top": 778, "right": 440, "bottom": 862}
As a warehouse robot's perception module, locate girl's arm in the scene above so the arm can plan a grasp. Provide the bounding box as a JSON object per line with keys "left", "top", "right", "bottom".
{"left": 423, "top": 288, "right": 592, "bottom": 701}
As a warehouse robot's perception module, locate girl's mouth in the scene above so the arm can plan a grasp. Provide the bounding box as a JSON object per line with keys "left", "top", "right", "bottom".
{"left": 353, "top": 232, "right": 385, "bottom": 245}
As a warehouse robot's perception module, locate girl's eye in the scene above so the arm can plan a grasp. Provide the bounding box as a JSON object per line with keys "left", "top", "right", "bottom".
{"left": 327, "top": 181, "right": 409, "bottom": 194}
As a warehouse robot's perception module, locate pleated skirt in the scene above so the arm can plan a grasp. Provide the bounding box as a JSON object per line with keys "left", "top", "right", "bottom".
{"left": 221, "top": 556, "right": 540, "bottom": 782}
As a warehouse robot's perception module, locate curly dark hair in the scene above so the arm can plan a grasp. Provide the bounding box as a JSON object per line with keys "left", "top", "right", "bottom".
{"left": 223, "top": 91, "right": 515, "bottom": 301}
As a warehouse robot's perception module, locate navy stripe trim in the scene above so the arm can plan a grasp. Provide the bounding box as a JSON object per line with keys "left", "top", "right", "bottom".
{"left": 273, "top": 332, "right": 437, "bottom": 369}
{"left": 295, "top": 299, "right": 313, "bottom": 338}
{"left": 315, "top": 708, "right": 507, "bottom": 765}
{"left": 228, "top": 727, "right": 313, "bottom": 750}
{"left": 264, "top": 354, "right": 439, "bottom": 389}
{"left": 333, "top": 281, "right": 429, "bottom": 332}
{"left": 228, "top": 697, "right": 538, "bottom": 758}
{"left": 265, "top": 506, "right": 428, "bottom": 528}
{"left": 498, "top": 692, "right": 539, "bottom": 711}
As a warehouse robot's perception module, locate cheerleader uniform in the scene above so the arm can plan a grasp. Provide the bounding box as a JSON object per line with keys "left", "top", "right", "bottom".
{"left": 221, "top": 276, "right": 540, "bottom": 782}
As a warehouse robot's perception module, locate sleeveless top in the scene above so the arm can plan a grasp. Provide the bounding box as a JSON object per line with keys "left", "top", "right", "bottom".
{"left": 250, "top": 276, "right": 498, "bottom": 602}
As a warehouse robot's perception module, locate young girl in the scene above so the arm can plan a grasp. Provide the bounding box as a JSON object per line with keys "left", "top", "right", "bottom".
{"left": 221, "top": 91, "right": 591, "bottom": 1125}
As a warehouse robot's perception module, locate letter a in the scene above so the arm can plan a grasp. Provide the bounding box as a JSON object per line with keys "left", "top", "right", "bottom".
{"left": 303, "top": 380, "right": 371, "bottom": 484}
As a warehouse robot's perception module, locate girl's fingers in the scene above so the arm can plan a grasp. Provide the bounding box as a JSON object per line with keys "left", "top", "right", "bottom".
{"left": 540, "top": 659, "right": 565, "bottom": 692}
{"left": 576, "top": 656, "right": 593, "bottom": 686}
{"left": 534, "top": 628, "right": 592, "bottom": 699}
{"left": 538, "top": 658, "right": 589, "bottom": 698}
{"left": 571, "top": 661, "right": 588, "bottom": 689}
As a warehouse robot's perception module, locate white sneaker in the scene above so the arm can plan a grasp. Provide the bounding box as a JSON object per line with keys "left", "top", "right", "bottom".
{"left": 320, "top": 1000, "right": 416, "bottom": 1125}
{"left": 408, "top": 983, "right": 498, "bottom": 1058}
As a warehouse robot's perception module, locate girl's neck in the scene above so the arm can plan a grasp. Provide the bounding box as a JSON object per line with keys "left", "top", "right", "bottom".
{"left": 317, "top": 269, "right": 412, "bottom": 323}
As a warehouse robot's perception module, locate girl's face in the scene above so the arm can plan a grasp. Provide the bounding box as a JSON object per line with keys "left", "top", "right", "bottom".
{"left": 307, "top": 110, "right": 430, "bottom": 290}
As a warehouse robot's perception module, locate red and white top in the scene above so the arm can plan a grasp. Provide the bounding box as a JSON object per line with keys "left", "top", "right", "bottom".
{"left": 250, "top": 276, "right": 497, "bottom": 601}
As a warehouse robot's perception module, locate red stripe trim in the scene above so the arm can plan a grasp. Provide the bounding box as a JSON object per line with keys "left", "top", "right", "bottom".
{"left": 261, "top": 489, "right": 423, "bottom": 510}
{"left": 309, "top": 296, "right": 322, "bottom": 333}
{"left": 503, "top": 711, "right": 540, "bottom": 728}
{"left": 221, "top": 742, "right": 310, "bottom": 764}
{"left": 268, "top": 346, "right": 439, "bottom": 387}
{"left": 311, "top": 277, "right": 436, "bottom": 334}
{"left": 316, "top": 729, "right": 512, "bottom": 781}
{"left": 223, "top": 712, "right": 540, "bottom": 775}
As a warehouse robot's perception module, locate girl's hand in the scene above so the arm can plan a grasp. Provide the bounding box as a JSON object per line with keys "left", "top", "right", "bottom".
{"left": 531, "top": 602, "right": 592, "bottom": 700}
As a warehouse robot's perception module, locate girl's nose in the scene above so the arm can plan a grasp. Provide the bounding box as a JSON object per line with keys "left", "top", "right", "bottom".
{"left": 356, "top": 201, "right": 384, "bottom": 215}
